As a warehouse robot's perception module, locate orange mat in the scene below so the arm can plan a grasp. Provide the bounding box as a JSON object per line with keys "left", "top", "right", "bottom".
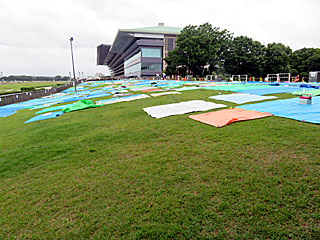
{"left": 141, "top": 88, "right": 162, "bottom": 92}
{"left": 189, "top": 108, "right": 273, "bottom": 127}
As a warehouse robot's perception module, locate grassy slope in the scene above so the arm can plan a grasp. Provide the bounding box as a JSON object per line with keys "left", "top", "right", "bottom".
{"left": 0, "top": 89, "right": 319, "bottom": 239}
{"left": 0, "top": 82, "right": 68, "bottom": 94}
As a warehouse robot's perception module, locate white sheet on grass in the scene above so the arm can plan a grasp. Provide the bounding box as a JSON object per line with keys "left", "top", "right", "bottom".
{"left": 96, "top": 94, "right": 150, "bottom": 105}
{"left": 150, "top": 92, "right": 181, "bottom": 97}
{"left": 130, "top": 87, "right": 157, "bottom": 91}
{"left": 209, "top": 93, "right": 277, "bottom": 104}
{"left": 175, "top": 86, "right": 202, "bottom": 91}
{"left": 114, "top": 89, "right": 128, "bottom": 93}
{"left": 143, "top": 100, "right": 226, "bottom": 118}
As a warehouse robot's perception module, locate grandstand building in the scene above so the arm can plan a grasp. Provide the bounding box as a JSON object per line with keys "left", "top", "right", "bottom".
{"left": 97, "top": 23, "right": 181, "bottom": 78}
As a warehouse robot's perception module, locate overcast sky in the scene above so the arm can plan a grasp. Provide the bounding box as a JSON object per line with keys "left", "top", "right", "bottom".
{"left": 0, "top": 0, "right": 319, "bottom": 77}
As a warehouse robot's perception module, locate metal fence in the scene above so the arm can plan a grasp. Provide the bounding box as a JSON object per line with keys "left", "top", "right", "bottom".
{"left": 0, "top": 80, "right": 84, "bottom": 106}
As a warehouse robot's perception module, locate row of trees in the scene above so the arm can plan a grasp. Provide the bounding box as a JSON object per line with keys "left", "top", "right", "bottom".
{"left": 165, "top": 23, "right": 320, "bottom": 78}
{"left": 1, "top": 75, "right": 70, "bottom": 81}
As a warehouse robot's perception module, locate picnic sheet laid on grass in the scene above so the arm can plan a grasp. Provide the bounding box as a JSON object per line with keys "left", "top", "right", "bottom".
{"left": 209, "top": 93, "right": 277, "bottom": 104}
{"left": 141, "top": 88, "right": 163, "bottom": 92}
{"left": 150, "top": 92, "right": 181, "bottom": 97}
{"left": 130, "top": 87, "right": 157, "bottom": 91}
{"left": 24, "top": 111, "right": 64, "bottom": 123}
{"left": 189, "top": 108, "right": 273, "bottom": 127}
{"left": 175, "top": 86, "right": 202, "bottom": 91}
{"left": 290, "top": 89, "right": 320, "bottom": 96}
{"left": 0, "top": 106, "right": 21, "bottom": 118}
{"left": 203, "top": 84, "right": 271, "bottom": 92}
{"left": 35, "top": 103, "right": 74, "bottom": 114}
{"left": 0, "top": 97, "right": 63, "bottom": 118}
{"left": 237, "top": 86, "right": 301, "bottom": 95}
{"left": 240, "top": 96, "right": 320, "bottom": 124}
{"left": 143, "top": 100, "right": 226, "bottom": 118}
{"left": 62, "top": 100, "right": 97, "bottom": 113}
{"left": 96, "top": 94, "right": 150, "bottom": 105}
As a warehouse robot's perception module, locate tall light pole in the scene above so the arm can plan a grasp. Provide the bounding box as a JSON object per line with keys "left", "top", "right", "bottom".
{"left": 69, "top": 37, "right": 77, "bottom": 92}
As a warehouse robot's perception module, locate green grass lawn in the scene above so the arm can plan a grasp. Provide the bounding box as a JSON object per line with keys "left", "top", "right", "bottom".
{"left": 0, "top": 89, "right": 319, "bottom": 239}
{"left": 0, "top": 81, "right": 69, "bottom": 94}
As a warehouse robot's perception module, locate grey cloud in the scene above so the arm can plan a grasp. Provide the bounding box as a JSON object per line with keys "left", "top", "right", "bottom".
{"left": 0, "top": 0, "right": 319, "bottom": 76}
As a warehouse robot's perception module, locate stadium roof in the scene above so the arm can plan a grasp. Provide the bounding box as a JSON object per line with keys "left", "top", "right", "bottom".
{"left": 120, "top": 25, "right": 182, "bottom": 35}
{"left": 110, "top": 24, "right": 182, "bottom": 53}
{"left": 97, "top": 24, "right": 182, "bottom": 75}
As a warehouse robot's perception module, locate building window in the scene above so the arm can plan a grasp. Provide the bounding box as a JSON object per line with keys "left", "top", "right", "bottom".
{"left": 124, "top": 52, "right": 141, "bottom": 68}
{"left": 141, "top": 48, "right": 161, "bottom": 58}
{"left": 141, "top": 63, "right": 162, "bottom": 71}
{"left": 167, "top": 38, "right": 174, "bottom": 51}
{"left": 125, "top": 63, "right": 141, "bottom": 76}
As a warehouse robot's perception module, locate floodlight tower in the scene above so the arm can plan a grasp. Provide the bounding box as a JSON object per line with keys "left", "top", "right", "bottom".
{"left": 69, "top": 37, "right": 77, "bottom": 92}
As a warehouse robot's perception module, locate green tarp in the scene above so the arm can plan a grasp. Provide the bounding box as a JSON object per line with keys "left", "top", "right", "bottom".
{"left": 290, "top": 89, "right": 320, "bottom": 96}
{"left": 62, "top": 99, "right": 97, "bottom": 113}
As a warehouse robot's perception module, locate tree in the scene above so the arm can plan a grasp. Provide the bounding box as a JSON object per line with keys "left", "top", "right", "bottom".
{"left": 305, "top": 53, "right": 320, "bottom": 72}
{"left": 164, "top": 50, "right": 180, "bottom": 76}
{"left": 165, "top": 22, "right": 319, "bottom": 78}
{"left": 164, "top": 23, "right": 231, "bottom": 77}
{"left": 300, "top": 72, "right": 309, "bottom": 78}
{"left": 291, "top": 69, "right": 298, "bottom": 76}
{"left": 263, "top": 43, "right": 292, "bottom": 75}
{"left": 222, "top": 36, "right": 265, "bottom": 77}
{"left": 289, "top": 48, "right": 320, "bottom": 74}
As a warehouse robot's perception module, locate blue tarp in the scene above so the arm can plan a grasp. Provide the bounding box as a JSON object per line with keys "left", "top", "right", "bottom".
{"left": 0, "top": 91, "right": 110, "bottom": 118}
{"left": 24, "top": 111, "right": 64, "bottom": 123}
{"left": 237, "top": 86, "right": 301, "bottom": 95}
{"left": 86, "top": 93, "right": 110, "bottom": 99}
{"left": 239, "top": 96, "right": 320, "bottom": 124}
{"left": 0, "top": 106, "right": 21, "bottom": 117}
{"left": 3, "top": 80, "right": 315, "bottom": 121}
{"left": 35, "top": 103, "right": 74, "bottom": 114}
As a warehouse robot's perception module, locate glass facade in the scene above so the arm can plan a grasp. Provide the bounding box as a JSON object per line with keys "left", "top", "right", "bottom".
{"left": 141, "top": 48, "right": 161, "bottom": 58}
{"left": 124, "top": 48, "right": 163, "bottom": 77}
{"left": 124, "top": 52, "right": 141, "bottom": 76}
{"left": 125, "top": 63, "right": 141, "bottom": 76}
{"left": 141, "top": 63, "right": 162, "bottom": 71}
{"left": 124, "top": 52, "right": 141, "bottom": 68}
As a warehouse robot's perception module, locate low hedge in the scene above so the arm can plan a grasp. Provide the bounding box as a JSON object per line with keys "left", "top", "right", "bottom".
{"left": 20, "top": 87, "right": 36, "bottom": 92}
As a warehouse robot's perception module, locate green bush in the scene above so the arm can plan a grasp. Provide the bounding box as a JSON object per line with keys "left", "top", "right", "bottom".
{"left": 0, "top": 91, "right": 20, "bottom": 95}
{"left": 291, "top": 69, "right": 298, "bottom": 76}
{"left": 20, "top": 87, "right": 35, "bottom": 92}
{"left": 300, "top": 72, "right": 309, "bottom": 78}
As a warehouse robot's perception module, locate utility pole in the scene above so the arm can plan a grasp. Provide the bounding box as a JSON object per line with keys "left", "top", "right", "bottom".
{"left": 69, "top": 37, "right": 77, "bottom": 92}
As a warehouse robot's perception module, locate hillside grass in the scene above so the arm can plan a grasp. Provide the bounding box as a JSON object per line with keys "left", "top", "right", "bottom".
{"left": 0, "top": 89, "right": 319, "bottom": 239}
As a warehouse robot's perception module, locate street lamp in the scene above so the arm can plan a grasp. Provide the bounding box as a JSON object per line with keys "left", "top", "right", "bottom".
{"left": 69, "top": 37, "right": 77, "bottom": 92}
